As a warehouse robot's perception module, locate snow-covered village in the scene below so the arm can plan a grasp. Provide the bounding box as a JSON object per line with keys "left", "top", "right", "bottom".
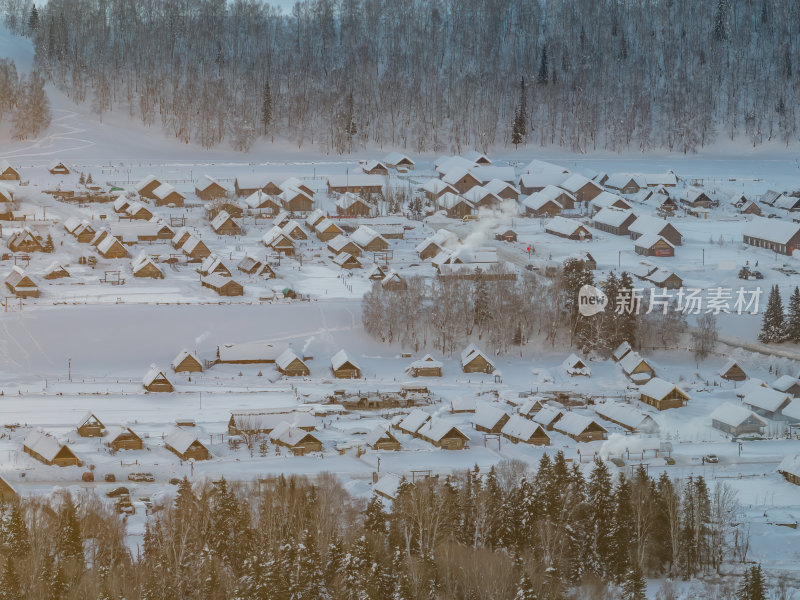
{"left": 0, "top": 1, "right": 800, "bottom": 599}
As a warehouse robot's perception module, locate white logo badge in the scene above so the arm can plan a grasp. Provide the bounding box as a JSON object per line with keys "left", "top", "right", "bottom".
{"left": 578, "top": 284, "right": 607, "bottom": 316}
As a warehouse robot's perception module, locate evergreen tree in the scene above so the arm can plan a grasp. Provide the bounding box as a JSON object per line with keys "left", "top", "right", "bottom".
{"left": 261, "top": 79, "right": 272, "bottom": 135}
{"left": 600, "top": 271, "right": 621, "bottom": 352}
{"left": 28, "top": 5, "right": 39, "bottom": 33}
{"left": 472, "top": 269, "right": 492, "bottom": 334}
{"left": 621, "top": 565, "right": 647, "bottom": 600}
{"left": 617, "top": 271, "right": 638, "bottom": 346}
{"left": 786, "top": 286, "right": 800, "bottom": 343}
{"left": 511, "top": 76, "right": 527, "bottom": 147}
{"left": 56, "top": 493, "right": 84, "bottom": 566}
{"left": 587, "top": 458, "right": 614, "bottom": 576}
{"left": 514, "top": 570, "right": 539, "bottom": 600}
{"left": 5, "top": 502, "right": 30, "bottom": 555}
{"left": 747, "top": 564, "right": 767, "bottom": 600}
{"left": 363, "top": 494, "right": 388, "bottom": 535}
{"left": 758, "top": 284, "right": 785, "bottom": 343}
{"left": 610, "top": 473, "right": 633, "bottom": 582}
{"left": 537, "top": 45, "right": 549, "bottom": 84}
{"left": 0, "top": 558, "right": 21, "bottom": 600}
{"left": 86, "top": 172, "right": 93, "bottom": 184}
{"left": 736, "top": 567, "right": 751, "bottom": 600}
{"left": 560, "top": 257, "right": 595, "bottom": 349}
{"left": 79, "top": 172, "right": 85, "bottom": 185}
{"left": 44, "top": 233, "right": 54, "bottom": 252}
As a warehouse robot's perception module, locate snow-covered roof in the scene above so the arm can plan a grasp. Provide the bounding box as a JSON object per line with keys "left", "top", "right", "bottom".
{"left": 332, "top": 252, "right": 360, "bottom": 267}
{"left": 778, "top": 455, "right": 800, "bottom": 478}
{"left": 605, "top": 173, "right": 646, "bottom": 190}
{"left": 562, "top": 353, "right": 590, "bottom": 375}
{"left": 421, "top": 178, "right": 457, "bottom": 195}
{"left": 545, "top": 216, "right": 587, "bottom": 236}
{"left": 23, "top": 429, "right": 66, "bottom": 462}
{"left": 450, "top": 397, "right": 476, "bottom": 412}
{"left": 718, "top": 359, "right": 743, "bottom": 377}
{"left": 471, "top": 405, "right": 509, "bottom": 429}
{"left": 363, "top": 423, "right": 393, "bottom": 446}
{"left": 398, "top": 409, "right": 431, "bottom": 433}
{"left": 460, "top": 343, "right": 493, "bottom": 367}
{"left": 439, "top": 192, "right": 472, "bottom": 211}
{"left": 522, "top": 159, "right": 568, "bottom": 174}
{"left": 336, "top": 193, "right": 370, "bottom": 211}
{"left": 593, "top": 207, "right": 635, "bottom": 228}
{"left": 634, "top": 233, "right": 673, "bottom": 250}
{"left": 628, "top": 215, "right": 676, "bottom": 237}
{"left": 417, "top": 417, "right": 466, "bottom": 442}
{"left": 135, "top": 174, "right": 160, "bottom": 192}
{"left": 774, "top": 195, "right": 800, "bottom": 211}
{"left": 639, "top": 377, "right": 685, "bottom": 400}
{"left": 152, "top": 183, "right": 183, "bottom": 201}
{"left": 5, "top": 265, "right": 36, "bottom": 289}
{"left": 415, "top": 229, "right": 458, "bottom": 255}
{"left": 591, "top": 191, "right": 630, "bottom": 210}
{"left": 64, "top": 216, "right": 82, "bottom": 233}
{"left": 594, "top": 402, "right": 652, "bottom": 430}
{"left": 710, "top": 403, "right": 766, "bottom": 428}
{"left": 783, "top": 399, "right": 800, "bottom": 421}
{"left": 644, "top": 171, "right": 678, "bottom": 186}
{"left": 612, "top": 341, "right": 632, "bottom": 361}
{"left": 210, "top": 210, "right": 235, "bottom": 231}
{"left": 435, "top": 155, "right": 476, "bottom": 175}
{"left": 351, "top": 225, "right": 386, "bottom": 248}
{"left": 315, "top": 218, "right": 342, "bottom": 233}
{"left": 470, "top": 166, "right": 515, "bottom": 184}
{"left": 373, "top": 472, "right": 403, "bottom": 499}
{"left": 501, "top": 415, "right": 545, "bottom": 441}
{"left": 276, "top": 348, "right": 305, "bottom": 371}
{"left": 231, "top": 410, "right": 315, "bottom": 432}
{"left": 269, "top": 422, "right": 319, "bottom": 447}
{"left": 362, "top": 160, "right": 388, "bottom": 173}
{"left": 327, "top": 234, "right": 357, "bottom": 253}
{"left": 331, "top": 349, "right": 359, "bottom": 371}
{"left": 743, "top": 217, "right": 800, "bottom": 244}
{"left": 143, "top": 365, "right": 169, "bottom": 387}
{"left": 0, "top": 183, "right": 13, "bottom": 202}
{"left": 327, "top": 173, "right": 384, "bottom": 188}
{"left": 383, "top": 152, "right": 414, "bottom": 167}
{"left": 235, "top": 173, "right": 274, "bottom": 190}
{"left": 172, "top": 349, "right": 200, "bottom": 370}
{"left": 442, "top": 167, "right": 477, "bottom": 185}
{"left": 42, "top": 262, "right": 69, "bottom": 278}
{"left": 520, "top": 171, "right": 570, "bottom": 190}
{"left": 463, "top": 186, "right": 500, "bottom": 204}
{"left": 532, "top": 406, "right": 562, "bottom": 428}
{"left": 77, "top": 412, "right": 102, "bottom": 428}
{"left": 553, "top": 412, "right": 605, "bottom": 436}
{"left": 97, "top": 235, "right": 124, "bottom": 255}
{"left": 484, "top": 178, "right": 519, "bottom": 196}
{"left": 218, "top": 341, "right": 285, "bottom": 362}
{"left": 559, "top": 173, "right": 599, "bottom": 194}
{"left": 278, "top": 186, "right": 311, "bottom": 203}
{"left": 196, "top": 175, "right": 226, "bottom": 192}
{"left": 523, "top": 192, "right": 562, "bottom": 212}
{"left": 646, "top": 269, "right": 680, "bottom": 285}
{"left": 743, "top": 387, "right": 791, "bottom": 413}
{"left": 165, "top": 427, "right": 201, "bottom": 455}
{"left": 279, "top": 177, "right": 311, "bottom": 193}
{"left": 244, "top": 190, "right": 278, "bottom": 209}
{"left": 462, "top": 150, "right": 491, "bottom": 164}
{"left": 132, "top": 252, "right": 163, "bottom": 276}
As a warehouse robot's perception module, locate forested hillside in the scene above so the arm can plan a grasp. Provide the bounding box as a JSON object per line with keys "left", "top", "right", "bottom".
{"left": 1, "top": 0, "right": 798, "bottom": 154}
{"left": 1, "top": 0, "right": 797, "bottom": 154}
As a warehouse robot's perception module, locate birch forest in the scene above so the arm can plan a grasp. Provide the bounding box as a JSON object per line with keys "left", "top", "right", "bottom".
{"left": 2, "top": 0, "right": 799, "bottom": 153}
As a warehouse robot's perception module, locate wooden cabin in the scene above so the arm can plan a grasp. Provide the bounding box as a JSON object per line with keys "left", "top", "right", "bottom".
{"left": 500, "top": 415, "right": 551, "bottom": 445}
{"left": 417, "top": 418, "right": 469, "bottom": 450}
{"left": 228, "top": 409, "right": 316, "bottom": 436}
{"left": 0, "top": 160, "right": 21, "bottom": 180}
{"left": 269, "top": 423, "right": 323, "bottom": 456}
{"left": 77, "top": 412, "right": 105, "bottom": 437}
{"left": 593, "top": 208, "right": 637, "bottom": 236}
{"left": 210, "top": 210, "right": 242, "bottom": 235}
{"left": 461, "top": 344, "right": 495, "bottom": 374}
{"left": 331, "top": 350, "right": 361, "bottom": 379}
{"left": 381, "top": 271, "right": 407, "bottom": 291}
{"left": 97, "top": 236, "right": 129, "bottom": 259}
{"left": 5, "top": 267, "right": 39, "bottom": 298}
{"left": 718, "top": 360, "right": 746, "bottom": 382}
{"left": 442, "top": 168, "right": 481, "bottom": 194}
{"left": 628, "top": 216, "right": 683, "bottom": 246}
{"left": 635, "top": 234, "right": 675, "bottom": 257}
{"left": 0, "top": 475, "right": 18, "bottom": 502}
{"left": 472, "top": 406, "right": 511, "bottom": 434}
{"left": 315, "top": 219, "right": 344, "bottom": 242}
{"left": 23, "top": 430, "right": 80, "bottom": 467}
{"left": 552, "top": 412, "right": 608, "bottom": 442}
{"left": 282, "top": 221, "right": 307, "bottom": 240}
{"left": 384, "top": 152, "right": 415, "bottom": 170}
{"left": 135, "top": 175, "right": 163, "bottom": 198}
{"left": 327, "top": 235, "right": 363, "bottom": 257}
{"left": 619, "top": 352, "right": 656, "bottom": 383}
{"left": 351, "top": 226, "right": 389, "bottom": 252}
{"left": 743, "top": 218, "right": 800, "bottom": 256}
{"left": 262, "top": 226, "right": 296, "bottom": 255}
{"left": 593, "top": 402, "right": 659, "bottom": 434}
{"left": 276, "top": 349, "right": 311, "bottom": 377}
{"left": 332, "top": 252, "right": 362, "bottom": 270}
{"left": 327, "top": 174, "right": 384, "bottom": 195}
{"left": 172, "top": 349, "right": 203, "bottom": 373}
{"left": 336, "top": 193, "right": 372, "bottom": 217}
{"left": 132, "top": 254, "right": 164, "bottom": 279}
{"left": 365, "top": 425, "right": 402, "bottom": 451}
{"left": 43, "top": 263, "right": 70, "bottom": 280}
{"left": 8, "top": 228, "right": 45, "bottom": 253}
{"left": 362, "top": 160, "right": 389, "bottom": 175}
{"left": 777, "top": 456, "right": 800, "bottom": 487}
{"left": 106, "top": 427, "right": 143, "bottom": 451}
{"left": 143, "top": 366, "right": 174, "bottom": 392}
{"left": 195, "top": 176, "right": 229, "bottom": 201}
{"left": 545, "top": 217, "right": 592, "bottom": 240}
{"left": 279, "top": 188, "right": 313, "bottom": 212}
{"left": 201, "top": 274, "right": 244, "bottom": 296}
{"left": 181, "top": 236, "right": 212, "bottom": 260}
{"left": 639, "top": 378, "right": 690, "bottom": 410}
{"left": 165, "top": 427, "right": 211, "bottom": 461}
{"left": 49, "top": 160, "right": 70, "bottom": 175}
{"left": 152, "top": 183, "right": 185, "bottom": 207}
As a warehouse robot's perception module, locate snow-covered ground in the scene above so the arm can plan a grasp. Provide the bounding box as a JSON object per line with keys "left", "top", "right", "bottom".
{"left": 0, "top": 25, "right": 799, "bottom": 589}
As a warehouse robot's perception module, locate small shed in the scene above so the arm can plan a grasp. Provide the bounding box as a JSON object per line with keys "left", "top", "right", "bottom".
{"left": 381, "top": 271, "right": 407, "bottom": 291}
{"left": 332, "top": 252, "right": 361, "bottom": 270}
{"left": 97, "top": 235, "right": 129, "bottom": 259}
{"left": 471, "top": 405, "right": 511, "bottom": 434}
{"left": 634, "top": 234, "right": 675, "bottom": 257}
{"left": 777, "top": 455, "right": 800, "bottom": 486}
{"left": 43, "top": 263, "right": 70, "bottom": 280}
{"left": 450, "top": 397, "right": 477, "bottom": 413}
{"left": 718, "top": 359, "right": 747, "bottom": 382}
{"left": 152, "top": 183, "right": 185, "bottom": 207}
{"left": 210, "top": 210, "right": 242, "bottom": 235}
{"left": 562, "top": 353, "right": 591, "bottom": 376}
{"left": 0, "top": 160, "right": 21, "bottom": 180}
{"left": 417, "top": 418, "right": 469, "bottom": 450}
{"left": 552, "top": 412, "right": 608, "bottom": 442}
{"left": 5, "top": 266, "right": 39, "bottom": 298}
{"left": 545, "top": 216, "right": 592, "bottom": 240}
{"left": 195, "top": 176, "right": 228, "bottom": 201}
{"left": 364, "top": 424, "right": 402, "bottom": 451}
{"left": 269, "top": 422, "right": 323, "bottom": 455}
{"left": 201, "top": 274, "right": 244, "bottom": 296}
{"left": 406, "top": 354, "right": 443, "bottom": 377}
{"left": 77, "top": 412, "right": 105, "bottom": 437}
{"left": 620, "top": 352, "right": 655, "bottom": 382}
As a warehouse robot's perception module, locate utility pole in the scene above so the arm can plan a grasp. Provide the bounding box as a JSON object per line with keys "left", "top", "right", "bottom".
{"left": 68, "top": 358, "right": 72, "bottom": 382}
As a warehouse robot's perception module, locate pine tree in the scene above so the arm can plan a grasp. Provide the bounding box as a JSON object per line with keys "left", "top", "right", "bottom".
{"left": 587, "top": 458, "right": 614, "bottom": 576}
{"left": 736, "top": 568, "right": 751, "bottom": 600}
{"left": 537, "top": 45, "right": 549, "bottom": 84}
{"left": 514, "top": 570, "right": 539, "bottom": 600}
{"left": 5, "top": 502, "right": 30, "bottom": 556}
{"left": 261, "top": 79, "right": 272, "bottom": 135}
{"left": 472, "top": 269, "right": 491, "bottom": 334}
{"left": 747, "top": 564, "right": 767, "bottom": 600}
{"left": 86, "top": 173, "right": 93, "bottom": 184}
{"left": 56, "top": 493, "right": 84, "bottom": 566}
{"left": 363, "top": 494, "right": 388, "bottom": 534}
{"left": 786, "top": 286, "right": 800, "bottom": 343}
{"left": 610, "top": 473, "right": 633, "bottom": 582}
{"left": 617, "top": 271, "right": 638, "bottom": 346}
{"left": 621, "top": 565, "right": 646, "bottom": 600}
{"left": 758, "top": 284, "right": 785, "bottom": 343}
{"left": 44, "top": 233, "right": 54, "bottom": 252}
{"left": 79, "top": 172, "right": 85, "bottom": 185}
{"left": 28, "top": 5, "right": 39, "bottom": 33}
{"left": 0, "top": 557, "right": 22, "bottom": 600}
{"left": 511, "top": 76, "right": 527, "bottom": 148}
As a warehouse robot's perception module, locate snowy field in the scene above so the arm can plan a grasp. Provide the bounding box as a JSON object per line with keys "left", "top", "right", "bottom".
{"left": 0, "top": 26, "right": 800, "bottom": 589}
